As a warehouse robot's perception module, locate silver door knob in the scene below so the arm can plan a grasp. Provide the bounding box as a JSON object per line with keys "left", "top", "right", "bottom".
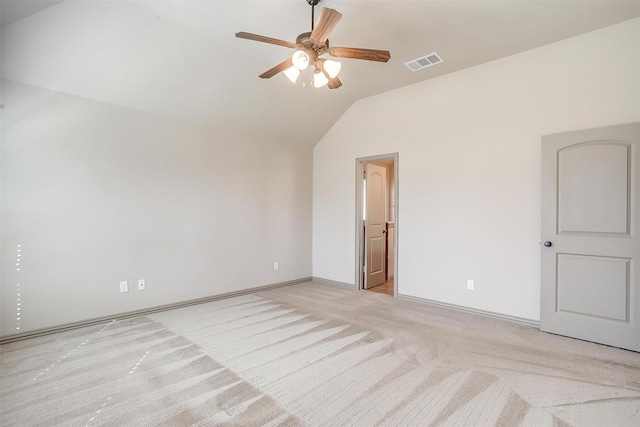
{"left": 543, "top": 241, "right": 552, "bottom": 247}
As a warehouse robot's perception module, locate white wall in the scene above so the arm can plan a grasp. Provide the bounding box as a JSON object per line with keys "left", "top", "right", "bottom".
{"left": 313, "top": 18, "right": 640, "bottom": 321}
{"left": 1, "top": 80, "right": 312, "bottom": 335}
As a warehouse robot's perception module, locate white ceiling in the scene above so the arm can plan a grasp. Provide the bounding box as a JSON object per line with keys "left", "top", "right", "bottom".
{"left": 2, "top": 0, "right": 639, "bottom": 146}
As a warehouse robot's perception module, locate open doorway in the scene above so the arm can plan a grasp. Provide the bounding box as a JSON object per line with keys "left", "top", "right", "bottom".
{"left": 355, "top": 153, "right": 398, "bottom": 297}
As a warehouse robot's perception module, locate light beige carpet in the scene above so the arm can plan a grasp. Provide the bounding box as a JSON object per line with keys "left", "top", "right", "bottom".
{"left": 1, "top": 282, "right": 639, "bottom": 426}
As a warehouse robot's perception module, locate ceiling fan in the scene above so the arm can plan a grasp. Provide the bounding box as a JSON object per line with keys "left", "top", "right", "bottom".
{"left": 235, "top": 0, "right": 391, "bottom": 89}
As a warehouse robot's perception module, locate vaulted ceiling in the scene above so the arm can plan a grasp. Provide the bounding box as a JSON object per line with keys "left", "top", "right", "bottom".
{"left": 2, "top": 0, "right": 639, "bottom": 146}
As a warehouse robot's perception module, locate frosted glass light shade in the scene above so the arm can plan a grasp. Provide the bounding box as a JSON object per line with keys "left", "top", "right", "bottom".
{"left": 323, "top": 60, "right": 341, "bottom": 78}
{"left": 283, "top": 67, "right": 300, "bottom": 83}
{"left": 313, "top": 70, "right": 329, "bottom": 88}
{"left": 291, "top": 50, "right": 309, "bottom": 70}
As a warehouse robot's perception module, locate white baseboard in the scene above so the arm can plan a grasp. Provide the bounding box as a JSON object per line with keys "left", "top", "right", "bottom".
{"left": 0, "top": 277, "right": 312, "bottom": 344}
{"left": 312, "top": 277, "right": 357, "bottom": 290}
{"left": 398, "top": 293, "right": 540, "bottom": 328}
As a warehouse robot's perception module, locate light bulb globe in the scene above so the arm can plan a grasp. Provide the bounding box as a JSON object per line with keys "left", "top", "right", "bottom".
{"left": 323, "top": 60, "right": 342, "bottom": 79}
{"left": 283, "top": 67, "right": 300, "bottom": 83}
{"left": 291, "top": 50, "right": 310, "bottom": 70}
{"left": 313, "top": 70, "right": 329, "bottom": 88}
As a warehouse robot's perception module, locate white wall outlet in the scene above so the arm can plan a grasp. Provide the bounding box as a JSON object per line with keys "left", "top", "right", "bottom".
{"left": 137, "top": 279, "right": 145, "bottom": 290}
{"left": 467, "top": 279, "right": 475, "bottom": 291}
{"left": 273, "top": 261, "right": 279, "bottom": 271}
{"left": 119, "top": 281, "right": 128, "bottom": 293}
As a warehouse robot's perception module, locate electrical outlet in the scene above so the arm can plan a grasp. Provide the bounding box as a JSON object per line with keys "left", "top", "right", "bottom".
{"left": 273, "top": 261, "right": 279, "bottom": 271}
{"left": 119, "top": 281, "right": 128, "bottom": 293}
{"left": 137, "top": 279, "right": 145, "bottom": 290}
{"left": 467, "top": 280, "right": 474, "bottom": 291}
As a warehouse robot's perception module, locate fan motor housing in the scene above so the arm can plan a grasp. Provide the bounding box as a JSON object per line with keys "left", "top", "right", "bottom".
{"left": 296, "top": 32, "right": 328, "bottom": 55}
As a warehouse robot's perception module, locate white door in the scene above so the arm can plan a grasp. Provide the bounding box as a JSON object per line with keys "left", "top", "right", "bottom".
{"left": 365, "top": 163, "right": 387, "bottom": 289}
{"left": 540, "top": 122, "right": 640, "bottom": 352}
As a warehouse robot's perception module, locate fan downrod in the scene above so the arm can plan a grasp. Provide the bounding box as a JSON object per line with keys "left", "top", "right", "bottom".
{"left": 306, "top": 0, "right": 320, "bottom": 31}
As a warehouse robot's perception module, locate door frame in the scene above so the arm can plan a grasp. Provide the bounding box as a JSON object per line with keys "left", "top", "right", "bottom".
{"left": 355, "top": 153, "right": 399, "bottom": 297}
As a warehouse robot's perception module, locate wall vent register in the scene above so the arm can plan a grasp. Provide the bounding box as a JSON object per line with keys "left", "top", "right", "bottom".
{"left": 404, "top": 52, "right": 444, "bottom": 71}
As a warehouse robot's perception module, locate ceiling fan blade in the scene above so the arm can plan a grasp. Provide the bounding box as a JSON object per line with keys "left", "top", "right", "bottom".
{"left": 310, "top": 8, "right": 342, "bottom": 45}
{"left": 259, "top": 58, "right": 293, "bottom": 79}
{"left": 329, "top": 47, "right": 391, "bottom": 63}
{"left": 327, "top": 76, "right": 342, "bottom": 90}
{"left": 236, "top": 32, "right": 297, "bottom": 49}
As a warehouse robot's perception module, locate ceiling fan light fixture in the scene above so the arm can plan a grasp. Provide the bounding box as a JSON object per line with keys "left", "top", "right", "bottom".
{"left": 291, "top": 50, "right": 310, "bottom": 70}
{"left": 236, "top": 5, "right": 390, "bottom": 89}
{"left": 313, "top": 69, "right": 329, "bottom": 88}
{"left": 323, "top": 59, "right": 341, "bottom": 79}
{"left": 283, "top": 66, "right": 300, "bottom": 83}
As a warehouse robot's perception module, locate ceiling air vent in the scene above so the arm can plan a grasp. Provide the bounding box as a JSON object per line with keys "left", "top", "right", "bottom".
{"left": 404, "top": 52, "right": 444, "bottom": 71}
